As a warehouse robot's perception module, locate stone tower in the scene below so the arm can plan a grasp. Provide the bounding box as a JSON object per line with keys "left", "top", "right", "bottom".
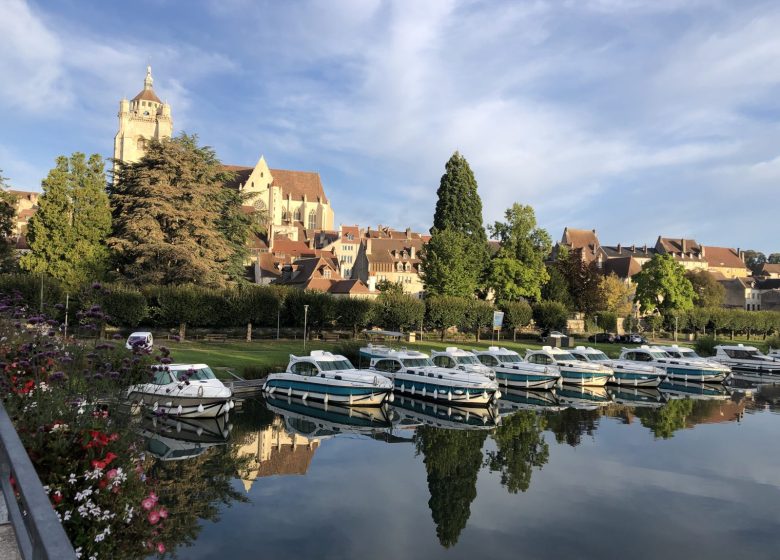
{"left": 113, "top": 66, "right": 172, "bottom": 168}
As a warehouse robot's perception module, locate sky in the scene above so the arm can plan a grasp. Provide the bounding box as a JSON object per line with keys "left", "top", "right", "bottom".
{"left": 0, "top": 0, "right": 778, "bottom": 253}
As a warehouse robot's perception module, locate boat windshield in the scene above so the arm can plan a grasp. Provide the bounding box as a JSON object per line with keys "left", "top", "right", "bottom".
{"left": 173, "top": 366, "right": 217, "bottom": 381}
{"left": 316, "top": 359, "right": 354, "bottom": 371}
{"left": 455, "top": 355, "right": 480, "bottom": 365}
{"left": 402, "top": 358, "right": 433, "bottom": 368}
{"left": 554, "top": 352, "right": 577, "bottom": 361}
{"left": 128, "top": 336, "right": 147, "bottom": 344}
{"left": 498, "top": 353, "right": 522, "bottom": 363}
{"left": 588, "top": 352, "right": 609, "bottom": 361}
{"left": 650, "top": 351, "right": 669, "bottom": 359}
{"left": 678, "top": 349, "right": 700, "bottom": 358}
{"left": 724, "top": 349, "right": 762, "bottom": 359}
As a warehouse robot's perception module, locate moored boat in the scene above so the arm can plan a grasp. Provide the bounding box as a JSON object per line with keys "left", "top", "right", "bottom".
{"left": 262, "top": 351, "right": 393, "bottom": 407}
{"left": 473, "top": 346, "right": 561, "bottom": 390}
{"left": 391, "top": 395, "right": 499, "bottom": 430}
{"left": 360, "top": 345, "right": 501, "bottom": 406}
{"left": 619, "top": 346, "right": 730, "bottom": 384}
{"left": 711, "top": 344, "right": 780, "bottom": 379}
{"left": 525, "top": 346, "right": 613, "bottom": 386}
{"left": 556, "top": 385, "right": 612, "bottom": 409}
{"left": 126, "top": 364, "right": 235, "bottom": 418}
{"left": 430, "top": 347, "right": 497, "bottom": 380}
{"left": 569, "top": 346, "right": 665, "bottom": 387}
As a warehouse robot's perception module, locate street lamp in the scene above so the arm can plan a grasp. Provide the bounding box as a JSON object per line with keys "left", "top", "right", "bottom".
{"left": 303, "top": 304, "right": 310, "bottom": 351}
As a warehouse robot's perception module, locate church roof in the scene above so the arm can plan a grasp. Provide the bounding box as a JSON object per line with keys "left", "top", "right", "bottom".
{"left": 222, "top": 165, "right": 328, "bottom": 203}
{"left": 132, "top": 88, "right": 162, "bottom": 104}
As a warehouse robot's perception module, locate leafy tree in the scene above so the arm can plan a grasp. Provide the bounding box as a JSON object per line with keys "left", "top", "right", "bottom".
{"left": 686, "top": 270, "right": 725, "bottom": 308}
{"left": 596, "top": 311, "right": 617, "bottom": 333}
{"left": 486, "top": 411, "right": 549, "bottom": 493}
{"left": 459, "top": 298, "right": 494, "bottom": 342}
{"left": 425, "top": 295, "right": 469, "bottom": 341}
{"left": 109, "top": 134, "right": 240, "bottom": 286}
{"left": 555, "top": 252, "right": 605, "bottom": 316}
{"left": 148, "top": 284, "right": 228, "bottom": 340}
{"left": 216, "top": 186, "right": 254, "bottom": 282}
{"left": 373, "top": 292, "right": 424, "bottom": 332}
{"left": 283, "top": 289, "right": 336, "bottom": 335}
{"left": 633, "top": 254, "right": 695, "bottom": 314}
{"left": 80, "top": 283, "right": 149, "bottom": 328}
{"left": 600, "top": 273, "right": 634, "bottom": 315}
{"left": 532, "top": 300, "right": 568, "bottom": 331}
{"left": 21, "top": 153, "right": 111, "bottom": 288}
{"left": 487, "top": 204, "right": 551, "bottom": 301}
{"left": 768, "top": 253, "right": 780, "bottom": 264}
{"left": 0, "top": 170, "right": 17, "bottom": 271}
{"left": 685, "top": 307, "right": 711, "bottom": 338}
{"left": 432, "top": 151, "right": 487, "bottom": 244}
{"left": 644, "top": 313, "right": 663, "bottom": 340}
{"left": 500, "top": 299, "right": 533, "bottom": 341}
{"left": 228, "top": 284, "right": 284, "bottom": 340}
{"left": 414, "top": 427, "right": 487, "bottom": 548}
{"left": 376, "top": 279, "right": 404, "bottom": 295}
{"left": 743, "top": 250, "right": 766, "bottom": 274}
{"left": 419, "top": 229, "right": 481, "bottom": 297}
{"left": 335, "top": 297, "right": 375, "bottom": 337}
{"left": 541, "top": 265, "right": 572, "bottom": 308}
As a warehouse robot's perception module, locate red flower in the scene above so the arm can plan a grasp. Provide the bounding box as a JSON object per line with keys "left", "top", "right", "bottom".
{"left": 148, "top": 510, "right": 161, "bottom": 524}
{"left": 52, "top": 491, "right": 62, "bottom": 505}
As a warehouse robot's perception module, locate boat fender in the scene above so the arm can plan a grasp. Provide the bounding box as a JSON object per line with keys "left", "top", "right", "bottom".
{"left": 448, "top": 391, "right": 452, "bottom": 401}
{"left": 197, "top": 427, "right": 203, "bottom": 436}
{"left": 302, "top": 392, "right": 309, "bottom": 401}
{"left": 229, "top": 400, "right": 235, "bottom": 409}
{"left": 176, "top": 405, "right": 183, "bottom": 415}
{"left": 373, "top": 375, "right": 378, "bottom": 386}
{"left": 388, "top": 393, "right": 395, "bottom": 403}
{"left": 197, "top": 404, "right": 204, "bottom": 414}
{"left": 176, "top": 422, "right": 181, "bottom": 432}
{"left": 482, "top": 391, "right": 488, "bottom": 400}
{"left": 165, "top": 401, "right": 172, "bottom": 408}
{"left": 324, "top": 394, "right": 329, "bottom": 404}
{"left": 422, "top": 387, "right": 427, "bottom": 398}
{"left": 153, "top": 402, "right": 158, "bottom": 411}
{"left": 198, "top": 385, "right": 204, "bottom": 398}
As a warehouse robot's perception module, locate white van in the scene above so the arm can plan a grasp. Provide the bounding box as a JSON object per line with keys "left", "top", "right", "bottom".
{"left": 126, "top": 331, "right": 154, "bottom": 351}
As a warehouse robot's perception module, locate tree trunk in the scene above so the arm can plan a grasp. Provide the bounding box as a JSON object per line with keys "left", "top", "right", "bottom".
{"left": 730, "top": 330, "right": 734, "bottom": 340}
{"left": 513, "top": 329, "right": 517, "bottom": 342}
{"left": 440, "top": 328, "right": 446, "bottom": 342}
{"left": 475, "top": 327, "right": 480, "bottom": 342}
{"left": 179, "top": 322, "right": 186, "bottom": 341}
{"left": 246, "top": 322, "right": 252, "bottom": 342}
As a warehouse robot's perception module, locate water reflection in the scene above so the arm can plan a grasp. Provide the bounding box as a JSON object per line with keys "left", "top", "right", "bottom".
{"left": 555, "top": 385, "right": 612, "bottom": 410}
{"left": 497, "top": 389, "right": 563, "bottom": 414}
{"left": 393, "top": 395, "right": 499, "bottom": 430}
{"left": 609, "top": 387, "right": 666, "bottom": 408}
{"left": 485, "top": 411, "right": 549, "bottom": 494}
{"left": 660, "top": 381, "right": 731, "bottom": 400}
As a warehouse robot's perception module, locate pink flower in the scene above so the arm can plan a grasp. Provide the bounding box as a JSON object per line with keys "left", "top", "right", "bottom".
{"left": 158, "top": 507, "right": 168, "bottom": 519}
{"left": 141, "top": 497, "right": 155, "bottom": 511}
{"left": 156, "top": 543, "right": 166, "bottom": 554}
{"left": 106, "top": 468, "right": 118, "bottom": 480}
{"left": 148, "top": 491, "right": 158, "bottom": 503}
{"left": 148, "top": 510, "right": 161, "bottom": 524}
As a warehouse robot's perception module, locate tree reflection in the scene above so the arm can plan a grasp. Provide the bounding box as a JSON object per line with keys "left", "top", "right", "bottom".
{"left": 635, "top": 399, "right": 739, "bottom": 439}
{"left": 414, "top": 427, "right": 488, "bottom": 548}
{"left": 485, "top": 411, "right": 549, "bottom": 493}
{"left": 544, "top": 408, "right": 600, "bottom": 446}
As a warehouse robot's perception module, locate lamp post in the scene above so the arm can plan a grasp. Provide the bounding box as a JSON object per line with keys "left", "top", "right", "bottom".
{"left": 303, "top": 304, "right": 310, "bottom": 351}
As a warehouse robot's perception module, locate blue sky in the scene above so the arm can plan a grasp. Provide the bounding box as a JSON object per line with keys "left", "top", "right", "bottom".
{"left": 1, "top": 0, "right": 778, "bottom": 253}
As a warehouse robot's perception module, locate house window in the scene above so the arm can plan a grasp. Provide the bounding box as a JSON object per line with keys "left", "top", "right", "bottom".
{"left": 293, "top": 209, "right": 302, "bottom": 222}
{"left": 136, "top": 137, "right": 146, "bottom": 151}
{"left": 323, "top": 269, "right": 331, "bottom": 278}
{"left": 308, "top": 210, "right": 316, "bottom": 230}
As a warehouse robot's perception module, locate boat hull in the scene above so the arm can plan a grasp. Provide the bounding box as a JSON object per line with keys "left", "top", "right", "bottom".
{"left": 128, "top": 392, "right": 233, "bottom": 418}
{"left": 495, "top": 370, "right": 560, "bottom": 390}
{"left": 391, "top": 396, "right": 498, "bottom": 429}
{"left": 608, "top": 371, "right": 664, "bottom": 388}
{"left": 262, "top": 378, "right": 391, "bottom": 406}
{"left": 559, "top": 368, "right": 611, "bottom": 387}
{"left": 662, "top": 367, "right": 729, "bottom": 384}
{"left": 393, "top": 376, "right": 497, "bottom": 406}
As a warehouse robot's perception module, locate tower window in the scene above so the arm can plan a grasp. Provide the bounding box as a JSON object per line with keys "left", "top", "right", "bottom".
{"left": 294, "top": 209, "right": 302, "bottom": 222}
{"left": 137, "top": 137, "right": 146, "bottom": 151}
{"left": 308, "top": 210, "right": 317, "bottom": 230}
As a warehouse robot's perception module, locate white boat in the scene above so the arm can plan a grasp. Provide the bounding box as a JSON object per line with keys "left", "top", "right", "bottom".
{"left": 556, "top": 385, "right": 612, "bottom": 410}
{"left": 430, "top": 347, "right": 497, "bottom": 380}
{"left": 140, "top": 414, "right": 231, "bottom": 461}
{"left": 126, "top": 364, "right": 234, "bottom": 418}
{"left": 360, "top": 345, "right": 500, "bottom": 406}
{"left": 525, "top": 346, "right": 613, "bottom": 387}
{"left": 472, "top": 346, "right": 561, "bottom": 390}
{"left": 391, "top": 395, "right": 499, "bottom": 430}
{"left": 711, "top": 344, "right": 780, "bottom": 378}
{"left": 569, "top": 346, "right": 665, "bottom": 387}
{"left": 262, "top": 351, "right": 393, "bottom": 407}
{"left": 619, "top": 346, "right": 731, "bottom": 384}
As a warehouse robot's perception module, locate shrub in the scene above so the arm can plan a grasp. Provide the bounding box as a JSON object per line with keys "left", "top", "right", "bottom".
{"left": 335, "top": 298, "right": 375, "bottom": 337}
{"left": 694, "top": 335, "right": 723, "bottom": 357}
{"left": 0, "top": 272, "right": 64, "bottom": 315}
{"left": 374, "top": 292, "right": 425, "bottom": 332}
{"left": 459, "top": 299, "right": 494, "bottom": 341}
{"left": 283, "top": 289, "right": 336, "bottom": 334}
{"left": 532, "top": 300, "right": 568, "bottom": 331}
{"left": 425, "top": 295, "right": 469, "bottom": 341}
{"left": 500, "top": 299, "right": 533, "bottom": 341}
{"left": 596, "top": 311, "right": 617, "bottom": 332}
{"left": 80, "top": 283, "right": 148, "bottom": 328}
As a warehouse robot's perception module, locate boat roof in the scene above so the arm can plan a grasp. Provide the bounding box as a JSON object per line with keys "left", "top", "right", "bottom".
{"left": 714, "top": 344, "right": 759, "bottom": 351}
{"left": 571, "top": 346, "right": 605, "bottom": 354}
{"left": 431, "top": 347, "right": 477, "bottom": 357}
{"left": 532, "top": 346, "right": 573, "bottom": 355}
{"left": 360, "top": 345, "right": 429, "bottom": 359}
{"left": 290, "top": 351, "right": 349, "bottom": 362}
{"left": 154, "top": 363, "right": 209, "bottom": 371}
{"left": 129, "top": 331, "right": 152, "bottom": 337}
{"left": 474, "top": 346, "right": 520, "bottom": 356}
{"left": 656, "top": 345, "right": 695, "bottom": 352}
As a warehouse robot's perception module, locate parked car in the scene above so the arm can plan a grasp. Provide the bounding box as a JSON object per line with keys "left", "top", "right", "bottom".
{"left": 626, "top": 333, "right": 647, "bottom": 344}
{"left": 126, "top": 331, "right": 154, "bottom": 351}
{"left": 539, "top": 330, "right": 566, "bottom": 341}
{"left": 588, "top": 332, "right": 615, "bottom": 343}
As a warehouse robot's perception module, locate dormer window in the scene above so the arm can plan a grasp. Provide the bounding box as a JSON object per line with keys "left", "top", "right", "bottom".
{"left": 323, "top": 268, "right": 331, "bottom": 278}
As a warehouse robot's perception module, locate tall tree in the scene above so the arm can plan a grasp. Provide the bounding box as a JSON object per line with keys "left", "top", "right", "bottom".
{"left": 20, "top": 153, "right": 111, "bottom": 287}
{"left": 555, "top": 252, "right": 604, "bottom": 316}
{"left": 420, "top": 229, "right": 482, "bottom": 296}
{"left": 109, "top": 134, "right": 241, "bottom": 286}
{"left": 432, "top": 151, "right": 487, "bottom": 243}
{"left": 685, "top": 270, "right": 725, "bottom": 308}
{"left": 600, "top": 273, "right": 634, "bottom": 315}
{"left": 742, "top": 250, "right": 766, "bottom": 274}
{"left": 216, "top": 187, "right": 254, "bottom": 282}
{"left": 768, "top": 253, "right": 780, "bottom": 264}
{"left": 633, "top": 254, "right": 695, "bottom": 314}
{"left": 0, "top": 170, "right": 17, "bottom": 271}
{"left": 541, "top": 264, "right": 572, "bottom": 308}
{"left": 487, "top": 203, "right": 551, "bottom": 301}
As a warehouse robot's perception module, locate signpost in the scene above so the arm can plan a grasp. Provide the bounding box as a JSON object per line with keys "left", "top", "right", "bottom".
{"left": 492, "top": 311, "right": 504, "bottom": 343}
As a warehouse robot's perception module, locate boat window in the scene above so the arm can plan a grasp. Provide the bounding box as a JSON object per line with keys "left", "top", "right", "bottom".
{"left": 528, "top": 354, "right": 550, "bottom": 365}
{"left": 634, "top": 352, "right": 652, "bottom": 362}
{"left": 173, "top": 366, "right": 217, "bottom": 382}
{"left": 433, "top": 356, "right": 455, "bottom": 368}
{"left": 291, "top": 361, "right": 319, "bottom": 376}
{"left": 375, "top": 359, "right": 401, "bottom": 373}
{"left": 649, "top": 351, "right": 669, "bottom": 360}
{"left": 151, "top": 369, "right": 172, "bottom": 385}
{"left": 588, "top": 352, "right": 609, "bottom": 361}
{"left": 478, "top": 355, "right": 499, "bottom": 367}
{"left": 554, "top": 352, "right": 577, "bottom": 361}
{"left": 572, "top": 354, "right": 589, "bottom": 362}
{"left": 316, "top": 359, "right": 353, "bottom": 371}
{"left": 679, "top": 349, "right": 699, "bottom": 358}
{"left": 623, "top": 352, "right": 635, "bottom": 361}
{"left": 455, "top": 355, "right": 480, "bottom": 365}
{"left": 666, "top": 351, "right": 682, "bottom": 358}
{"left": 498, "top": 354, "right": 522, "bottom": 363}
{"left": 401, "top": 358, "right": 433, "bottom": 368}
{"left": 724, "top": 349, "right": 761, "bottom": 359}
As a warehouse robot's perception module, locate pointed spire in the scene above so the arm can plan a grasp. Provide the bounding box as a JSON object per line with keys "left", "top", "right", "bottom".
{"left": 144, "top": 66, "right": 153, "bottom": 90}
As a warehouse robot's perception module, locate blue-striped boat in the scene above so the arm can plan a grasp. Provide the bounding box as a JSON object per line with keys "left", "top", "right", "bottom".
{"left": 619, "top": 346, "right": 730, "bottom": 384}
{"left": 262, "top": 351, "right": 394, "bottom": 406}
{"left": 569, "top": 346, "right": 665, "bottom": 387}
{"left": 391, "top": 395, "right": 499, "bottom": 430}
{"left": 525, "top": 347, "right": 613, "bottom": 387}
{"left": 473, "top": 347, "right": 561, "bottom": 390}
{"left": 556, "top": 385, "right": 612, "bottom": 409}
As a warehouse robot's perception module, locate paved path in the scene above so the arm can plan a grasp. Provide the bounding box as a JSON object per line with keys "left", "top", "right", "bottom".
{"left": 0, "top": 491, "right": 21, "bottom": 560}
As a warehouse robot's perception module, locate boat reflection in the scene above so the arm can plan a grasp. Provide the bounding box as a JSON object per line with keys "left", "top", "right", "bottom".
{"left": 497, "top": 389, "right": 563, "bottom": 415}
{"left": 609, "top": 387, "right": 666, "bottom": 408}
{"left": 140, "top": 413, "right": 231, "bottom": 461}
{"left": 556, "top": 384, "right": 612, "bottom": 410}
{"left": 391, "top": 395, "right": 499, "bottom": 430}
{"left": 659, "top": 381, "right": 731, "bottom": 400}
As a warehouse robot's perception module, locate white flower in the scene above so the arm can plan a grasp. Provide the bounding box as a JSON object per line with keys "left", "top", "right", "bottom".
{"left": 42, "top": 485, "right": 50, "bottom": 494}
{"left": 63, "top": 510, "right": 72, "bottom": 521}
{"left": 75, "top": 547, "right": 82, "bottom": 559}
{"left": 68, "top": 473, "right": 78, "bottom": 485}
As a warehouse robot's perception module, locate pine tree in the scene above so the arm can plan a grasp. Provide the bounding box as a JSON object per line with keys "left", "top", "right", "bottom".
{"left": 432, "top": 151, "right": 487, "bottom": 243}
{"left": 0, "top": 170, "right": 18, "bottom": 271}
{"left": 108, "top": 134, "right": 241, "bottom": 287}
{"left": 20, "top": 154, "right": 111, "bottom": 287}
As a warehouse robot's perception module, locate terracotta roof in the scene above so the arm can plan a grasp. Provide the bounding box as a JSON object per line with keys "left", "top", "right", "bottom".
{"left": 8, "top": 190, "right": 39, "bottom": 200}
{"left": 247, "top": 232, "right": 269, "bottom": 250}
{"left": 657, "top": 237, "right": 701, "bottom": 254}
{"left": 562, "top": 228, "right": 600, "bottom": 251}
{"left": 602, "top": 256, "right": 642, "bottom": 279}
{"left": 223, "top": 166, "right": 253, "bottom": 190}
{"left": 341, "top": 225, "right": 360, "bottom": 242}
{"left": 601, "top": 245, "right": 654, "bottom": 259}
{"left": 702, "top": 246, "right": 746, "bottom": 270}
{"left": 278, "top": 256, "right": 342, "bottom": 286}
{"left": 758, "top": 263, "right": 780, "bottom": 276}
{"left": 271, "top": 168, "right": 327, "bottom": 203}
{"left": 365, "top": 237, "right": 424, "bottom": 264}
{"left": 271, "top": 237, "right": 314, "bottom": 257}
{"left": 17, "top": 208, "right": 36, "bottom": 220}
{"left": 329, "top": 279, "right": 370, "bottom": 294}
{"left": 256, "top": 253, "right": 283, "bottom": 279}
{"left": 132, "top": 88, "right": 162, "bottom": 104}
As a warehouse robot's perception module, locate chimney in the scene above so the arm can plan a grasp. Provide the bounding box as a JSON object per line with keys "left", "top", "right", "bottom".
{"left": 643, "top": 244, "right": 647, "bottom": 254}
{"left": 405, "top": 227, "right": 411, "bottom": 240}
{"left": 630, "top": 244, "right": 635, "bottom": 252}
{"left": 701, "top": 246, "right": 706, "bottom": 258}
{"left": 617, "top": 243, "right": 622, "bottom": 255}
{"left": 367, "top": 276, "right": 377, "bottom": 292}
{"left": 681, "top": 238, "right": 686, "bottom": 254}
{"left": 410, "top": 246, "right": 416, "bottom": 259}
{"left": 365, "top": 238, "right": 372, "bottom": 255}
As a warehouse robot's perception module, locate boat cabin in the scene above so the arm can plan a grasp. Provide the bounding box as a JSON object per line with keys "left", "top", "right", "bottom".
{"left": 150, "top": 364, "right": 218, "bottom": 385}
{"left": 620, "top": 346, "right": 670, "bottom": 362}
{"left": 473, "top": 347, "right": 524, "bottom": 367}
{"left": 287, "top": 351, "right": 356, "bottom": 376}
{"left": 714, "top": 344, "right": 764, "bottom": 360}
{"left": 569, "top": 346, "right": 610, "bottom": 362}
{"left": 657, "top": 345, "right": 702, "bottom": 359}
{"left": 431, "top": 347, "right": 484, "bottom": 369}
{"left": 526, "top": 346, "right": 580, "bottom": 365}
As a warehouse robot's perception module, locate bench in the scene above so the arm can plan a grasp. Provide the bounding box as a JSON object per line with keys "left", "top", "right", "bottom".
{"left": 322, "top": 334, "right": 340, "bottom": 342}
{"left": 203, "top": 333, "right": 228, "bottom": 342}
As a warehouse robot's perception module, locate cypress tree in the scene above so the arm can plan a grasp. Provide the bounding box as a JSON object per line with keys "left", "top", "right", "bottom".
{"left": 432, "top": 151, "right": 487, "bottom": 243}
{"left": 109, "top": 134, "right": 241, "bottom": 287}
{"left": 20, "top": 153, "right": 111, "bottom": 287}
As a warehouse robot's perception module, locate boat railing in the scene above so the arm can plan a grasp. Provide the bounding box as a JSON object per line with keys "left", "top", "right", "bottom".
{"left": 0, "top": 401, "right": 76, "bottom": 559}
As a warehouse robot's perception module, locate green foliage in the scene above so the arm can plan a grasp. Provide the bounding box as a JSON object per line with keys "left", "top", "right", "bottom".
{"left": 487, "top": 203, "right": 551, "bottom": 301}
{"left": 694, "top": 335, "right": 723, "bottom": 357}
{"left": 283, "top": 289, "right": 336, "bottom": 334}
{"left": 769, "top": 253, "right": 780, "bottom": 264}
{"left": 419, "top": 229, "right": 482, "bottom": 297}
{"left": 635, "top": 399, "right": 694, "bottom": 439}
{"left": 0, "top": 273, "right": 64, "bottom": 315}
{"left": 532, "top": 300, "right": 568, "bottom": 331}
{"left": 109, "top": 134, "right": 240, "bottom": 287}
{"left": 543, "top": 408, "right": 599, "bottom": 447}
{"left": 459, "top": 298, "right": 494, "bottom": 341}
{"left": 81, "top": 283, "right": 149, "bottom": 327}
{"left": 486, "top": 411, "right": 549, "bottom": 493}
{"left": 541, "top": 265, "right": 572, "bottom": 308}
{"left": 742, "top": 250, "right": 766, "bottom": 274}
{"left": 601, "top": 273, "right": 634, "bottom": 315}
{"left": 500, "top": 299, "right": 533, "bottom": 340}
{"left": 21, "top": 153, "right": 111, "bottom": 288}
{"left": 686, "top": 307, "right": 711, "bottom": 336}
{"left": 686, "top": 270, "right": 725, "bottom": 308}
{"left": 147, "top": 284, "right": 229, "bottom": 337}
{"left": 633, "top": 254, "right": 695, "bottom": 314}
{"left": 228, "top": 284, "right": 284, "bottom": 328}
{"left": 432, "top": 152, "right": 487, "bottom": 244}
{"left": 216, "top": 186, "right": 254, "bottom": 282}
{"left": 374, "top": 292, "right": 424, "bottom": 332}
{"left": 596, "top": 311, "right": 617, "bottom": 332}
{"left": 414, "top": 426, "right": 487, "bottom": 548}
{"left": 335, "top": 297, "right": 375, "bottom": 336}
{"left": 0, "top": 171, "right": 17, "bottom": 271}
{"left": 425, "top": 295, "right": 469, "bottom": 341}
{"left": 644, "top": 314, "right": 663, "bottom": 338}
{"left": 554, "top": 253, "right": 605, "bottom": 316}
{"left": 376, "top": 279, "right": 404, "bottom": 295}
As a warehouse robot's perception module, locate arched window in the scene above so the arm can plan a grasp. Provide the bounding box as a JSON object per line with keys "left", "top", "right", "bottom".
{"left": 282, "top": 209, "right": 290, "bottom": 222}
{"left": 293, "top": 208, "right": 302, "bottom": 222}
{"left": 136, "top": 137, "right": 146, "bottom": 151}
{"left": 308, "top": 210, "right": 317, "bottom": 230}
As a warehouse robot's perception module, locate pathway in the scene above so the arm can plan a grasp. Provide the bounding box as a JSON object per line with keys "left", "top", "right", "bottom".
{"left": 0, "top": 491, "right": 21, "bottom": 560}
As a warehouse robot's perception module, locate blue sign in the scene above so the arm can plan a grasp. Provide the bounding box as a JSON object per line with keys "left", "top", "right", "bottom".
{"left": 492, "top": 311, "right": 504, "bottom": 329}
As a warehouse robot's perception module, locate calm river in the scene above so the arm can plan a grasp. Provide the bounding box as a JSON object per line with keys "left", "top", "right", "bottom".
{"left": 142, "top": 381, "right": 780, "bottom": 559}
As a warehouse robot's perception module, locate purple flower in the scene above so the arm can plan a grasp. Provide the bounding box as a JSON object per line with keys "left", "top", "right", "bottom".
{"left": 48, "top": 371, "right": 66, "bottom": 382}
{"left": 112, "top": 333, "right": 122, "bottom": 340}
{"left": 91, "top": 282, "right": 102, "bottom": 290}
{"left": 160, "top": 357, "right": 172, "bottom": 365}
{"left": 108, "top": 371, "right": 120, "bottom": 380}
